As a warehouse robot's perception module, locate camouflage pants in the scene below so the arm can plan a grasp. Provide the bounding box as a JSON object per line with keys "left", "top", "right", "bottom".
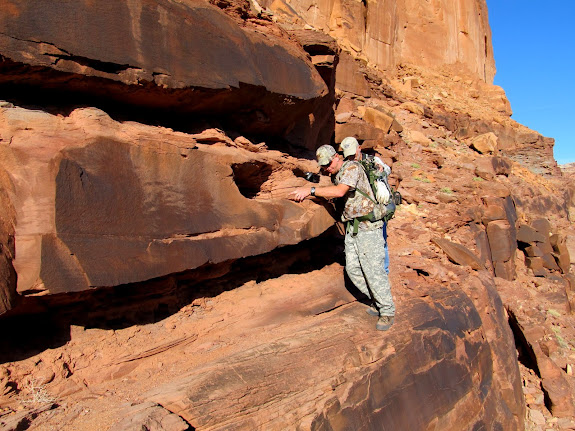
{"left": 345, "top": 225, "right": 395, "bottom": 316}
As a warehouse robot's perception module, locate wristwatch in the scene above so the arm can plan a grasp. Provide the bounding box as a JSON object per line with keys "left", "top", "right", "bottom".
{"left": 310, "top": 187, "right": 316, "bottom": 196}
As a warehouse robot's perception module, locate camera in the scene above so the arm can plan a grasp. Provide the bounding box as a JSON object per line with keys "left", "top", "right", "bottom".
{"left": 304, "top": 172, "right": 320, "bottom": 183}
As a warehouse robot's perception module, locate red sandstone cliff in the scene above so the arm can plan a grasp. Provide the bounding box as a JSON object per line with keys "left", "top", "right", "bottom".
{"left": 0, "top": 1, "right": 573, "bottom": 430}
{"left": 260, "top": 0, "right": 495, "bottom": 82}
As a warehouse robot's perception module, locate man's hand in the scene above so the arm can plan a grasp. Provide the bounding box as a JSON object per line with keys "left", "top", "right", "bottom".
{"left": 373, "top": 157, "right": 391, "bottom": 176}
{"left": 288, "top": 187, "right": 311, "bottom": 202}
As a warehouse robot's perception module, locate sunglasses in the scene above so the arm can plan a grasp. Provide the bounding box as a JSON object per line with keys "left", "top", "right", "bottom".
{"left": 320, "top": 157, "right": 336, "bottom": 172}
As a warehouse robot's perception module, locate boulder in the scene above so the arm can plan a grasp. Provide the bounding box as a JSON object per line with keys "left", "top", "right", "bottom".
{"left": 531, "top": 218, "right": 552, "bottom": 239}
{"left": 404, "top": 130, "right": 432, "bottom": 146}
{"left": 503, "top": 196, "right": 519, "bottom": 227}
{"left": 473, "top": 228, "right": 493, "bottom": 270}
{"left": 335, "top": 112, "right": 352, "bottom": 123}
{"left": 541, "top": 254, "right": 560, "bottom": 272}
{"left": 362, "top": 107, "right": 394, "bottom": 133}
{"left": 470, "top": 132, "right": 498, "bottom": 154}
{"left": 481, "top": 204, "right": 507, "bottom": 226}
{"left": 335, "top": 97, "right": 360, "bottom": 117}
{"left": 390, "top": 118, "right": 404, "bottom": 133}
{"left": 486, "top": 220, "right": 516, "bottom": 263}
{"left": 0, "top": 105, "right": 335, "bottom": 295}
{"left": 494, "top": 259, "right": 517, "bottom": 281}
{"left": 551, "top": 237, "right": 571, "bottom": 274}
{"left": 550, "top": 233, "right": 562, "bottom": 248}
{"left": 335, "top": 121, "right": 384, "bottom": 144}
{"left": 525, "top": 257, "right": 548, "bottom": 277}
{"left": 480, "top": 181, "right": 511, "bottom": 198}
{"left": 536, "top": 241, "right": 554, "bottom": 255}
{"left": 485, "top": 220, "right": 516, "bottom": 281}
{"left": 481, "top": 196, "right": 517, "bottom": 229}
{"left": 432, "top": 238, "right": 483, "bottom": 270}
{"left": 524, "top": 244, "right": 545, "bottom": 257}
{"left": 517, "top": 224, "right": 547, "bottom": 244}
{"left": 400, "top": 102, "right": 425, "bottom": 116}
{"left": 402, "top": 76, "right": 421, "bottom": 90}
{"left": 475, "top": 158, "right": 496, "bottom": 181}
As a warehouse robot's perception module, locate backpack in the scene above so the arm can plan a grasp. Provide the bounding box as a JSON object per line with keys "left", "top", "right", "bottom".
{"left": 360, "top": 155, "right": 393, "bottom": 204}
{"left": 354, "top": 156, "right": 399, "bottom": 226}
{"left": 362, "top": 154, "right": 402, "bottom": 205}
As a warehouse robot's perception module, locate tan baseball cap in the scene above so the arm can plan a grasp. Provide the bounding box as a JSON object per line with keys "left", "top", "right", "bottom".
{"left": 340, "top": 136, "right": 359, "bottom": 158}
{"left": 316, "top": 145, "right": 337, "bottom": 166}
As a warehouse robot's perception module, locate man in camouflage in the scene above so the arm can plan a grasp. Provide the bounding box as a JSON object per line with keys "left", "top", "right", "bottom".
{"left": 289, "top": 144, "right": 395, "bottom": 330}
{"left": 340, "top": 136, "right": 392, "bottom": 274}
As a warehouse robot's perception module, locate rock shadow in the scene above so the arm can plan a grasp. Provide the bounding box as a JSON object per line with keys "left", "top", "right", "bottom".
{"left": 0, "top": 227, "right": 344, "bottom": 363}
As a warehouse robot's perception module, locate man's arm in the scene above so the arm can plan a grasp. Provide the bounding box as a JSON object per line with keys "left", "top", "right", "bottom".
{"left": 289, "top": 183, "right": 350, "bottom": 202}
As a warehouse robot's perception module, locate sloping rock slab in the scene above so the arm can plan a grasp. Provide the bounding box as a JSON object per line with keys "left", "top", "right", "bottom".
{"left": 144, "top": 269, "right": 524, "bottom": 430}
{"left": 109, "top": 402, "right": 191, "bottom": 431}
{"left": 0, "top": 403, "right": 57, "bottom": 431}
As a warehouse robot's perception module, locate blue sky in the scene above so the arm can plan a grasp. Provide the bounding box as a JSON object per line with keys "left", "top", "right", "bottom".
{"left": 487, "top": 1, "right": 575, "bottom": 165}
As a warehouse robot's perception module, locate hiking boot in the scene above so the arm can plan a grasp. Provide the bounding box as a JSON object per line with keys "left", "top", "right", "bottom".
{"left": 376, "top": 315, "right": 394, "bottom": 331}
{"left": 365, "top": 305, "right": 379, "bottom": 317}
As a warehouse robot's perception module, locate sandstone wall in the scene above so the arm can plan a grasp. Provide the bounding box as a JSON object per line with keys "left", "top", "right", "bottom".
{"left": 0, "top": 0, "right": 342, "bottom": 295}
{"left": 0, "top": 105, "right": 334, "bottom": 295}
{"left": 0, "top": 162, "right": 16, "bottom": 315}
{"left": 0, "top": 0, "right": 333, "bottom": 150}
{"left": 262, "top": 0, "right": 495, "bottom": 82}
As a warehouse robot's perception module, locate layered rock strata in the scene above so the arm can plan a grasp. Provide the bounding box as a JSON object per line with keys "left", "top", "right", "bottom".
{"left": 0, "top": 0, "right": 331, "bottom": 149}
{"left": 0, "top": 105, "right": 334, "bottom": 295}
{"left": 0, "top": 165, "right": 16, "bottom": 315}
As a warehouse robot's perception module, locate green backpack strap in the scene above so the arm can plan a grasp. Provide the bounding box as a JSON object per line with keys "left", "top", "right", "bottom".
{"left": 352, "top": 218, "right": 360, "bottom": 236}
{"left": 348, "top": 213, "right": 374, "bottom": 235}
{"left": 344, "top": 161, "right": 378, "bottom": 235}
{"left": 355, "top": 187, "right": 376, "bottom": 204}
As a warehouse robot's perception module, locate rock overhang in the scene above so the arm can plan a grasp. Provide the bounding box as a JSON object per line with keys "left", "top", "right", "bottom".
{"left": 0, "top": 0, "right": 328, "bottom": 136}
{"left": 0, "top": 106, "right": 336, "bottom": 295}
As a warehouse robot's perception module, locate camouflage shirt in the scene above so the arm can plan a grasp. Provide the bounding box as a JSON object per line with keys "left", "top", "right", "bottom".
{"left": 334, "top": 161, "right": 383, "bottom": 231}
